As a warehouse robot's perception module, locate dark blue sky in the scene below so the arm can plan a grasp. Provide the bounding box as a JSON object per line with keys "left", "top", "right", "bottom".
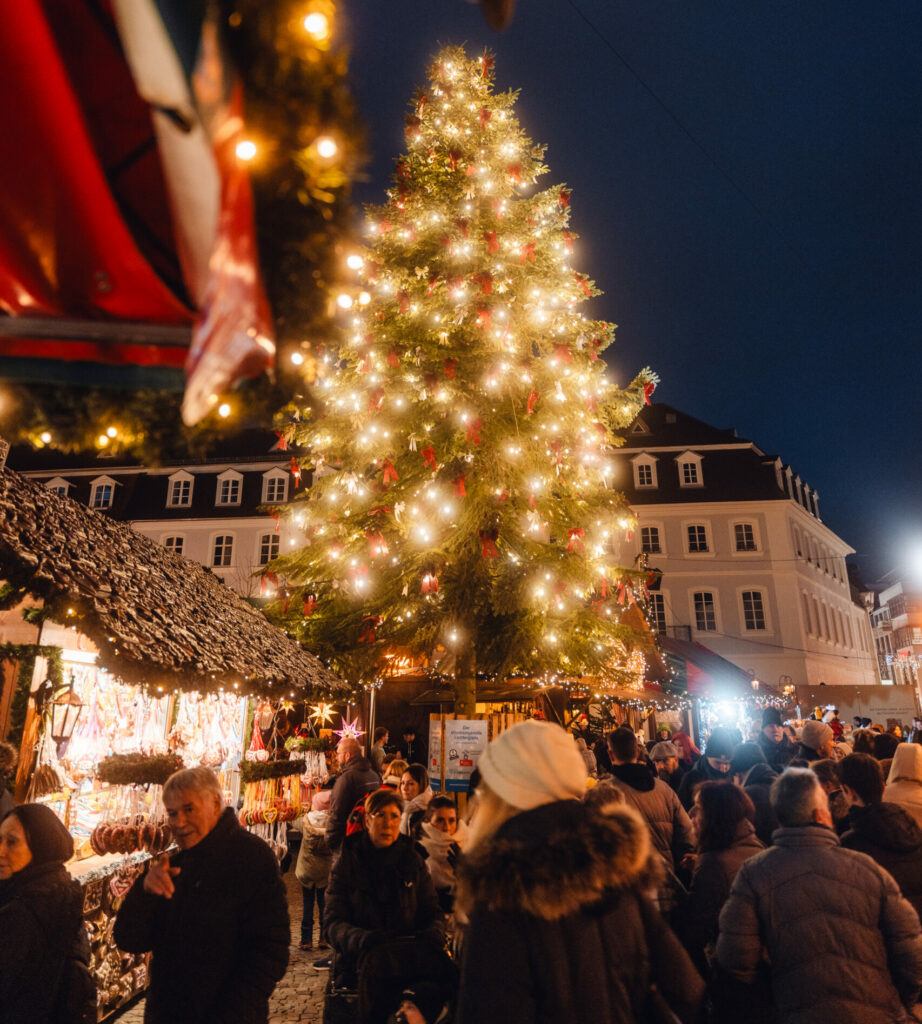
{"left": 345, "top": 0, "right": 922, "bottom": 581}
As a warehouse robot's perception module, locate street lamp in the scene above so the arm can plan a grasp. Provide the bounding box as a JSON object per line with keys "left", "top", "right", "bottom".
{"left": 49, "top": 674, "right": 84, "bottom": 745}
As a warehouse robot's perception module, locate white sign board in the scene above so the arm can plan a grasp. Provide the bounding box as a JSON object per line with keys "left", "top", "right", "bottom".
{"left": 444, "top": 719, "right": 489, "bottom": 793}
{"left": 429, "top": 718, "right": 444, "bottom": 791}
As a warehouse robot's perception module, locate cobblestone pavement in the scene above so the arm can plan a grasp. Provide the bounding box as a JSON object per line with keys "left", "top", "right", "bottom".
{"left": 112, "top": 872, "right": 328, "bottom": 1023}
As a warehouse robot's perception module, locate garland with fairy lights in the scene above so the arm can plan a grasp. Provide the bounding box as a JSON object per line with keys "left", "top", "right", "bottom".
{"left": 263, "top": 47, "right": 658, "bottom": 712}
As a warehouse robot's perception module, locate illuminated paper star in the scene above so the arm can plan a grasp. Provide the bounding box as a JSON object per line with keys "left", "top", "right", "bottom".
{"left": 309, "top": 702, "right": 336, "bottom": 727}
{"left": 334, "top": 716, "right": 365, "bottom": 741}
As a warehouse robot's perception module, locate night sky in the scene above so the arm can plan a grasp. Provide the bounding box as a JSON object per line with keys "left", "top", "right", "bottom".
{"left": 343, "top": 0, "right": 922, "bottom": 582}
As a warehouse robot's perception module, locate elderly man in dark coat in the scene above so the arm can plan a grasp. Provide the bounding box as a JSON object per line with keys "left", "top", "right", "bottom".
{"left": 326, "top": 737, "right": 382, "bottom": 857}
{"left": 114, "top": 767, "right": 290, "bottom": 1024}
{"left": 716, "top": 767, "right": 922, "bottom": 1024}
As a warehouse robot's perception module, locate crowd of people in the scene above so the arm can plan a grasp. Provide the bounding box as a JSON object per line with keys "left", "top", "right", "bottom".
{"left": 6, "top": 712, "right": 922, "bottom": 1023}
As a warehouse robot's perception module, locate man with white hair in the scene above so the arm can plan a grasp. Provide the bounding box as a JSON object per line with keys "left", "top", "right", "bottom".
{"left": 716, "top": 767, "right": 922, "bottom": 1023}
{"left": 114, "top": 767, "right": 290, "bottom": 1024}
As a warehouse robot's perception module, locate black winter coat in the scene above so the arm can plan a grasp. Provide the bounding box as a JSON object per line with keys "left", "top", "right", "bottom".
{"left": 742, "top": 762, "right": 778, "bottom": 846}
{"left": 677, "top": 757, "right": 733, "bottom": 810}
{"left": 455, "top": 799, "right": 705, "bottom": 1024}
{"left": 755, "top": 732, "right": 795, "bottom": 772}
{"left": 324, "top": 831, "right": 443, "bottom": 985}
{"left": 0, "top": 860, "right": 90, "bottom": 1024}
{"left": 114, "top": 807, "right": 290, "bottom": 1024}
{"left": 327, "top": 757, "right": 382, "bottom": 854}
{"left": 841, "top": 802, "right": 922, "bottom": 920}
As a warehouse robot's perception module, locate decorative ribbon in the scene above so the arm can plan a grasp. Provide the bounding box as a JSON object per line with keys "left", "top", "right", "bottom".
{"left": 367, "top": 387, "right": 384, "bottom": 412}
{"left": 387, "top": 348, "right": 401, "bottom": 367}
{"left": 473, "top": 271, "right": 493, "bottom": 295}
{"left": 507, "top": 163, "right": 523, "bottom": 183}
{"left": 586, "top": 395, "right": 598, "bottom": 413}
{"left": 479, "top": 529, "right": 499, "bottom": 559}
{"left": 428, "top": 273, "right": 441, "bottom": 296}
{"left": 397, "top": 160, "right": 409, "bottom": 178}
{"left": 303, "top": 594, "right": 318, "bottom": 617}
{"left": 421, "top": 444, "right": 438, "bottom": 471}
{"left": 380, "top": 219, "right": 391, "bottom": 234}
{"left": 559, "top": 189, "right": 571, "bottom": 208}
{"left": 491, "top": 199, "right": 505, "bottom": 220}
{"left": 567, "top": 527, "right": 585, "bottom": 553}
{"left": 444, "top": 358, "right": 457, "bottom": 379}
{"left": 590, "top": 337, "right": 601, "bottom": 361}
{"left": 466, "top": 417, "right": 482, "bottom": 445}
{"left": 368, "top": 504, "right": 391, "bottom": 518}
{"left": 357, "top": 353, "right": 372, "bottom": 374}
{"left": 575, "top": 273, "right": 592, "bottom": 297}
{"left": 405, "top": 116, "right": 421, "bottom": 139}
{"left": 554, "top": 343, "right": 572, "bottom": 362}
{"left": 290, "top": 457, "right": 302, "bottom": 487}
{"left": 481, "top": 55, "right": 494, "bottom": 78}
{"left": 416, "top": 91, "right": 428, "bottom": 113}
{"left": 644, "top": 381, "right": 657, "bottom": 405}
{"left": 550, "top": 439, "right": 563, "bottom": 465}
{"left": 260, "top": 572, "right": 279, "bottom": 597}
{"left": 479, "top": 107, "right": 492, "bottom": 129}
{"left": 271, "top": 511, "right": 281, "bottom": 533}
{"left": 358, "top": 616, "right": 380, "bottom": 643}
{"left": 273, "top": 432, "right": 288, "bottom": 451}
{"left": 476, "top": 306, "right": 492, "bottom": 331}
{"left": 484, "top": 230, "right": 498, "bottom": 253}
{"left": 526, "top": 389, "right": 540, "bottom": 415}
{"left": 382, "top": 457, "right": 400, "bottom": 483}
{"left": 421, "top": 572, "right": 439, "bottom": 594}
{"left": 563, "top": 230, "right": 574, "bottom": 253}
{"left": 440, "top": 235, "right": 454, "bottom": 254}
{"left": 366, "top": 531, "right": 388, "bottom": 558}
{"left": 453, "top": 474, "right": 466, "bottom": 497}
{"left": 520, "top": 241, "right": 536, "bottom": 264}
{"left": 448, "top": 150, "right": 461, "bottom": 171}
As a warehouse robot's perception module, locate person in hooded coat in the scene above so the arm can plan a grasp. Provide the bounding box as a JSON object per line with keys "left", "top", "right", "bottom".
{"left": 678, "top": 728, "right": 737, "bottom": 811}
{"left": 885, "top": 742, "right": 922, "bottom": 829}
{"left": 455, "top": 720, "right": 704, "bottom": 1024}
{"left": 729, "top": 743, "right": 778, "bottom": 847}
{"left": 0, "top": 803, "right": 95, "bottom": 1024}
{"left": 839, "top": 753, "right": 922, "bottom": 920}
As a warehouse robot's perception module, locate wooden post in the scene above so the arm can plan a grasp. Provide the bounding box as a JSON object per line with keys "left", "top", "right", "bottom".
{"left": 454, "top": 645, "right": 476, "bottom": 718}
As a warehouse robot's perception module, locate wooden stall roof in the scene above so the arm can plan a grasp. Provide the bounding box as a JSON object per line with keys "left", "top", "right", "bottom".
{"left": 0, "top": 465, "right": 346, "bottom": 693}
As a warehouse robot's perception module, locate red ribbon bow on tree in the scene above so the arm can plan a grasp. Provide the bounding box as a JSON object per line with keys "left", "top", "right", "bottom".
{"left": 453, "top": 474, "right": 466, "bottom": 497}
{"left": 260, "top": 572, "right": 279, "bottom": 597}
{"left": 585, "top": 394, "right": 598, "bottom": 413}
{"left": 479, "top": 528, "right": 500, "bottom": 559}
{"left": 507, "top": 164, "right": 523, "bottom": 183}
{"left": 387, "top": 348, "right": 402, "bottom": 367}
{"left": 270, "top": 511, "right": 281, "bottom": 532}
{"left": 590, "top": 337, "right": 601, "bottom": 361}
{"left": 563, "top": 230, "right": 574, "bottom": 254}
{"left": 444, "top": 358, "right": 457, "bottom": 379}
{"left": 368, "top": 504, "right": 391, "bottom": 519}
{"left": 404, "top": 116, "right": 421, "bottom": 139}
{"left": 526, "top": 390, "right": 540, "bottom": 415}
{"left": 273, "top": 431, "right": 288, "bottom": 451}
{"left": 448, "top": 150, "right": 461, "bottom": 171}
{"left": 481, "top": 55, "right": 494, "bottom": 78}
{"left": 574, "top": 273, "right": 592, "bottom": 297}
{"left": 421, "top": 571, "right": 439, "bottom": 595}
{"left": 479, "top": 107, "right": 492, "bottom": 129}
{"left": 366, "top": 531, "right": 388, "bottom": 558}
{"left": 558, "top": 189, "right": 571, "bottom": 208}
{"left": 421, "top": 444, "right": 438, "bottom": 471}
{"left": 440, "top": 235, "right": 454, "bottom": 255}
{"left": 396, "top": 160, "right": 409, "bottom": 178}
{"left": 643, "top": 381, "right": 656, "bottom": 405}
{"left": 466, "top": 417, "right": 482, "bottom": 445}
{"left": 567, "top": 527, "right": 585, "bottom": 553}
{"left": 483, "top": 230, "right": 498, "bottom": 253}
{"left": 520, "top": 241, "right": 536, "bottom": 264}
{"left": 367, "top": 387, "right": 384, "bottom": 412}
{"left": 358, "top": 616, "right": 380, "bottom": 643}
{"left": 303, "top": 594, "right": 318, "bottom": 617}
{"left": 550, "top": 439, "right": 563, "bottom": 465}
{"left": 476, "top": 306, "right": 492, "bottom": 331}
{"left": 473, "top": 271, "right": 493, "bottom": 295}
{"left": 554, "top": 343, "right": 572, "bottom": 362}
{"left": 290, "top": 457, "right": 302, "bottom": 487}
{"left": 491, "top": 199, "right": 505, "bottom": 220}
{"left": 382, "top": 458, "right": 400, "bottom": 484}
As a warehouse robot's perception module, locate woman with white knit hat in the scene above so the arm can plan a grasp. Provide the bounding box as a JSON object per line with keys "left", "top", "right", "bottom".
{"left": 455, "top": 720, "right": 703, "bottom": 1024}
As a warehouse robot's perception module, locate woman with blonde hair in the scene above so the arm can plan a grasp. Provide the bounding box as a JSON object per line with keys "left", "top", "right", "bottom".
{"left": 884, "top": 742, "right": 922, "bottom": 828}
{"left": 455, "top": 720, "right": 703, "bottom": 1024}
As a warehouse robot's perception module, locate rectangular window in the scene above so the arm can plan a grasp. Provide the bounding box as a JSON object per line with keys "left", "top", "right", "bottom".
{"left": 681, "top": 462, "right": 699, "bottom": 485}
{"left": 801, "top": 592, "right": 814, "bottom": 634}
{"left": 265, "top": 476, "right": 287, "bottom": 503}
{"left": 694, "top": 592, "right": 717, "bottom": 631}
{"left": 164, "top": 536, "right": 184, "bottom": 556}
{"left": 637, "top": 464, "right": 653, "bottom": 486}
{"left": 640, "top": 526, "right": 661, "bottom": 554}
{"left": 49, "top": 485, "right": 68, "bottom": 496}
{"left": 212, "top": 535, "right": 234, "bottom": 567}
{"left": 647, "top": 594, "right": 666, "bottom": 633}
{"left": 168, "top": 479, "right": 192, "bottom": 507}
{"left": 687, "top": 524, "right": 708, "bottom": 553}
{"left": 742, "top": 591, "right": 766, "bottom": 631}
{"left": 218, "top": 478, "right": 241, "bottom": 505}
{"left": 734, "top": 523, "right": 756, "bottom": 551}
{"left": 259, "top": 533, "right": 280, "bottom": 565}
{"left": 92, "top": 484, "right": 113, "bottom": 509}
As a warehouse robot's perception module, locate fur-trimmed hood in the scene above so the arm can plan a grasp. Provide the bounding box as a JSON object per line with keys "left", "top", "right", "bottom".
{"left": 455, "top": 798, "right": 660, "bottom": 921}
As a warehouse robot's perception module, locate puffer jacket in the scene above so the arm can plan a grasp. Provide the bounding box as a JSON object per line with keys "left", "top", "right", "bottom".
{"left": 327, "top": 757, "right": 381, "bottom": 854}
{"left": 605, "top": 762, "right": 696, "bottom": 873}
{"left": 324, "top": 831, "right": 443, "bottom": 986}
{"left": 295, "top": 810, "right": 332, "bottom": 888}
{"left": 455, "top": 799, "right": 705, "bottom": 1024}
{"left": 0, "top": 860, "right": 91, "bottom": 1024}
{"left": 716, "top": 824, "right": 922, "bottom": 1024}
{"left": 680, "top": 819, "right": 764, "bottom": 970}
{"left": 841, "top": 802, "right": 922, "bottom": 920}
{"left": 114, "top": 807, "right": 290, "bottom": 1024}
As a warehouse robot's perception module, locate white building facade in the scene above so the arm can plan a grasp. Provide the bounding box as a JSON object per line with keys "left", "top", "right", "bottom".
{"left": 615, "top": 405, "right": 878, "bottom": 691}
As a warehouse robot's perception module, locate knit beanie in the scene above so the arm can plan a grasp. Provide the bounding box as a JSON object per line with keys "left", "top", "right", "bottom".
{"left": 704, "top": 727, "right": 737, "bottom": 761}
{"left": 4, "top": 803, "right": 74, "bottom": 865}
{"left": 478, "top": 720, "right": 588, "bottom": 810}
{"left": 761, "top": 706, "right": 783, "bottom": 728}
{"left": 801, "top": 719, "right": 833, "bottom": 753}
{"left": 730, "top": 741, "right": 767, "bottom": 777}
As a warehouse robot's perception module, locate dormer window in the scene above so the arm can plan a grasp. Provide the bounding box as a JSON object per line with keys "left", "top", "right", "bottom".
{"left": 262, "top": 469, "right": 288, "bottom": 505}
{"left": 45, "top": 477, "right": 71, "bottom": 497}
{"left": 676, "top": 451, "right": 703, "bottom": 488}
{"left": 631, "top": 454, "right": 658, "bottom": 489}
{"left": 216, "top": 469, "right": 243, "bottom": 507}
{"left": 167, "top": 471, "right": 194, "bottom": 509}
{"left": 89, "top": 476, "right": 117, "bottom": 510}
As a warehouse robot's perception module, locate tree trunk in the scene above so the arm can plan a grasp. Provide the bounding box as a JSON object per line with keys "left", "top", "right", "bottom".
{"left": 454, "top": 644, "right": 476, "bottom": 718}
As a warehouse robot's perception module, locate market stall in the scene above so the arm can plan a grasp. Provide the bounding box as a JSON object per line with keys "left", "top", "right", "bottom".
{"left": 0, "top": 463, "right": 347, "bottom": 1019}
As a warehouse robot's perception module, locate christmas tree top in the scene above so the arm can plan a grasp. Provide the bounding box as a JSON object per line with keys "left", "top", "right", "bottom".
{"left": 274, "top": 46, "right": 659, "bottom": 706}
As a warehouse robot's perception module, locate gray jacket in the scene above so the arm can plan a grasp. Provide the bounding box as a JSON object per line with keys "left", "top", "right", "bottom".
{"left": 716, "top": 824, "right": 922, "bottom": 1024}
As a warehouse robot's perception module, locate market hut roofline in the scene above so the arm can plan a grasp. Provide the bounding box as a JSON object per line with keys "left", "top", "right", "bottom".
{"left": 0, "top": 464, "right": 346, "bottom": 694}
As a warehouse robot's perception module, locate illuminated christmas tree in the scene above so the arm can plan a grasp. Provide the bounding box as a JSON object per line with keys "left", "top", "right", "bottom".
{"left": 273, "top": 46, "right": 658, "bottom": 713}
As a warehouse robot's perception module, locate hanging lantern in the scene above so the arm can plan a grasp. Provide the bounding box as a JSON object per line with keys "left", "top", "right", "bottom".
{"left": 49, "top": 675, "right": 85, "bottom": 745}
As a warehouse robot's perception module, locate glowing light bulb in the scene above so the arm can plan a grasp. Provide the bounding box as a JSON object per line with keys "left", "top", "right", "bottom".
{"left": 316, "top": 136, "right": 338, "bottom": 159}
{"left": 218, "top": 403, "right": 231, "bottom": 418}
{"left": 235, "top": 140, "right": 257, "bottom": 162}
{"left": 290, "top": 351, "right": 304, "bottom": 366}
{"left": 97, "top": 434, "right": 109, "bottom": 447}
{"left": 303, "top": 11, "right": 330, "bottom": 40}
{"left": 106, "top": 426, "right": 117, "bottom": 438}
{"left": 347, "top": 254, "right": 364, "bottom": 270}
{"left": 337, "top": 293, "right": 353, "bottom": 309}
{"left": 40, "top": 431, "right": 51, "bottom": 444}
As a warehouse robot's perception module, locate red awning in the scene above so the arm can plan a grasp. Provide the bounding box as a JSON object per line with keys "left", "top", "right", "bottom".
{"left": 658, "top": 637, "right": 776, "bottom": 700}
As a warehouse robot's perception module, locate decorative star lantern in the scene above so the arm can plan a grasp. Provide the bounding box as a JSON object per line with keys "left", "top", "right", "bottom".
{"left": 309, "top": 702, "right": 336, "bottom": 728}
{"left": 334, "top": 717, "right": 365, "bottom": 741}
